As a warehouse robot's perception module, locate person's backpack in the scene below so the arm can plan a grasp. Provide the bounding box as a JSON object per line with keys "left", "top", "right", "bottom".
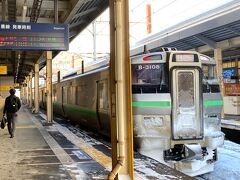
{"left": 9, "top": 97, "right": 18, "bottom": 113}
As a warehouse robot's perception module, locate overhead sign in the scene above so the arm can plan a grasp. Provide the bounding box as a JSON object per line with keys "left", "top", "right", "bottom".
{"left": 0, "top": 66, "right": 7, "bottom": 74}
{"left": 223, "top": 67, "right": 237, "bottom": 79}
{"left": 0, "top": 22, "right": 69, "bottom": 50}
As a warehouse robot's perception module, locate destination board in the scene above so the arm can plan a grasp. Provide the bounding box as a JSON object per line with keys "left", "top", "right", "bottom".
{"left": 0, "top": 22, "right": 69, "bottom": 50}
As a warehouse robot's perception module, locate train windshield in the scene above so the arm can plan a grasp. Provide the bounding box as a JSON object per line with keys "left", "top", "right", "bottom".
{"left": 202, "top": 64, "right": 220, "bottom": 93}
{"left": 132, "top": 63, "right": 169, "bottom": 93}
{"left": 202, "top": 64, "right": 217, "bottom": 80}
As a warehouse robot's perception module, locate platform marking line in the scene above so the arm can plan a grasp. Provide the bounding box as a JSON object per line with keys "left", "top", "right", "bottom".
{"left": 55, "top": 123, "right": 112, "bottom": 170}
{"left": 24, "top": 109, "right": 90, "bottom": 179}
{"left": 16, "top": 125, "right": 37, "bottom": 129}
{"left": 26, "top": 160, "right": 98, "bottom": 166}
{"left": 18, "top": 148, "right": 52, "bottom": 152}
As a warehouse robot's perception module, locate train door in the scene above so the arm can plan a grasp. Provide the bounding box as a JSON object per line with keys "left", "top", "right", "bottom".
{"left": 171, "top": 68, "right": 203, "bottom": 140}
{"left": 96, "top": 79, "right": 110, "bottom": 134}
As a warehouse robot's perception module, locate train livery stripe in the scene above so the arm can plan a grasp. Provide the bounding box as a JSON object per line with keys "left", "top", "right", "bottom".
{"left": 203, "top": 100, "right": 223, "bottom": 107}
{"left": 53, "top": 102, "right": 97, "bottom": 118}
{"left": 132, "top": 101, "right": 171, "bottom": 107}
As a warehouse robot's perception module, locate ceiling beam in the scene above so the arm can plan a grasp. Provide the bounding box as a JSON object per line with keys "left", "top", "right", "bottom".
{"left": 225, "top": 27, "right": 240, "bottom": 36}
{"left": 69, "top": 20, "right": 86, "bottom": 29}
{"left": 17, "top": 0, "right": 69, "bottom": 11}
{"left": 71, "top": 7, "right": 98, "bottom": 22}
{"left": 16, "top": 16, "right": 54, "bottom": 23}
{"left": 193, "top": 36, "right": 240, "bottom": 53}
{"left": 61, "top": 0, "right": 91, "bottom": 23}
{"left": 194, "top": 34, "right": 217, "bottom": 49}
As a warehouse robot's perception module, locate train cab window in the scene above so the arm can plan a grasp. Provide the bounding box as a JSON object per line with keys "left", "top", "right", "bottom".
{"left": 202, "top": 64, "right": 220, "bottom": 93}
{"left": 132, "top": 63, "right": 169, "bottom": 93}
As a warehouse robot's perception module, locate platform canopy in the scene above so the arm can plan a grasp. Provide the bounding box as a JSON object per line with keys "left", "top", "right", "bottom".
{"left": 131, "top": 0, "right": 240, "bottom": 61}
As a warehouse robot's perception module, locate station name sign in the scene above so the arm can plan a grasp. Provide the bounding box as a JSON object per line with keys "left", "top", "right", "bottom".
{"left": 0, "top": 22, "right": 69, "bottom": 50}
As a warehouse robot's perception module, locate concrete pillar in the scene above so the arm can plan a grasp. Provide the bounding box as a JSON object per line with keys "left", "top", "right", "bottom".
{"left": 108, "top": 0, "right": 133, "bottom": 179}
{"left": 46, "top": 51, "right": 53, "bottom": 124}
{"left": 29, "top": 72, "right": 33, "bottom": 108}
{"left": 214, "top": 48, "right": 224, "bottom": 116}
{"left": 34, "top": 63, "right": 40, "bottom": 113}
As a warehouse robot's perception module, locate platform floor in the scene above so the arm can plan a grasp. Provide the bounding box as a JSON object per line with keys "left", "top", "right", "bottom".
{"left": 0, "top": 106, "right": 109, "bottom": 179}
{"left": 0, "top": 106, "right": 192, "bottom": 180}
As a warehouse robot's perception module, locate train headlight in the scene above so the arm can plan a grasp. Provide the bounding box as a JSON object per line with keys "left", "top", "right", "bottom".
{"left": 143, "top": 116, "right": 164, "bottom": 127}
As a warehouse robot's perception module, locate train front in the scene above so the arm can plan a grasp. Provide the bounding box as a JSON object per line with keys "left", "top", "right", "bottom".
{"left": 131, "top": 51, "right": 224, "bottom": 176}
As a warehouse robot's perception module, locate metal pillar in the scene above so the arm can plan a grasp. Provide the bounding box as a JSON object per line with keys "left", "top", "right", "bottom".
{"left": 46, "top": 51, "right": 53, "bottom": 124}
{"left": 54, "top": 0, "right": 58, "bottom": 23}
{"left": 92, "top": 20, "right": 96, "bottom": 60}
{"left": 24, "top": 80, "right": 27, "bottom": 104}
{"left": 214, "top": 48, "right": 224, "bottom": 116}
{"left": 29, "top": 72, "right": 33, "bottom": 108}
{"left": 34, "top": 63, "right": 40, "bottom": 113}
{"left": 108, "top": 0, "right": 134, "bottom": 179}
{"left": 2, "top": 0, "right": 6, "bottom": 21}
{"left": 20, "top": 84, "right": 23, "bottom": 101}
{"left": 26, "top": 77, "right": 29, "bottom": 106}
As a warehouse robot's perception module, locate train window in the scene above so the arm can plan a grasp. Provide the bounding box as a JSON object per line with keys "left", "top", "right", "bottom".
{"left": 53, "top": 89, "right": 57, "bottom": 102}
{"left": 63, "top": 87, "right": 68, "bottom": 104}
{"left": 202, "top": 64, "right": 216, "bottom": 79}
{"left": 76, "top": 84, "right": 89, "bottom": 106}
{"left": 202, "top": 64, "right": 220, "bottom": 93}
{"left": 97, "top": 80, "right": 108, "bottom": 110}
{"left": 67, "top": 86, "right": 72, "bottom": 104}
{"left": 178, "top": 72, "right": 194, "bottom": 108}
{"left": 209, "top": 85, "right": 220, "bottom": 93}
{"left": 132, "top": 63, "right": 169, "bottom": 93}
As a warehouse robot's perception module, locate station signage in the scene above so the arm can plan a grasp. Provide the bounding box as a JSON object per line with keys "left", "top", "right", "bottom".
{"left": 0, "top": 22, "right": 69, "bottom": 50}
{"left": 224, "top": 84, "right": 240, "bottom": 95}
{"left": 223, "top": 67, "right": 237, "bottom": 79}
{"left": 0, "top": 66, "right": 7, "bottom": 74}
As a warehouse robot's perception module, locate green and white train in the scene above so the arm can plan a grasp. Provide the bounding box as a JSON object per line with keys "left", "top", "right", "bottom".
{"left": 40, "top": 49, "right": 224, "bottom": 176}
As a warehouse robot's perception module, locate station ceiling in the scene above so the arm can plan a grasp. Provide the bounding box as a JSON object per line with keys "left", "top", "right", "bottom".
{"left": 0, "top": 0, "right": 108, "bottom": 83}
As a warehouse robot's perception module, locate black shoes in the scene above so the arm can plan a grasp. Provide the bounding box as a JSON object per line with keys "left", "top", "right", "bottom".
{"left": 10, "top": 134, "right": 14, "bottom": 138}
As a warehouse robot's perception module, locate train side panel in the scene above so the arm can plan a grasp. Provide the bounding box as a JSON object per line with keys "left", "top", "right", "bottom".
{"left": 51, "top": 68, "right": 111, "bottom": 135}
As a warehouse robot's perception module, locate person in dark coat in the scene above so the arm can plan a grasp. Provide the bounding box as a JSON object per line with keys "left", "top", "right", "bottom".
{"left": 3, "top": 88, "right": 21, "bottom": 138}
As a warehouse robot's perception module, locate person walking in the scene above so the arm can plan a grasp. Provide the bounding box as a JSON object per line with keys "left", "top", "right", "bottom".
{"left": 3, "top": 88, "right": 21, "bottom": 138}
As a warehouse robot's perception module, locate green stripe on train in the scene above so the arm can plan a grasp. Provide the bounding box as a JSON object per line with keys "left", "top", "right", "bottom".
{"left": 53, "top": 102, "right": 97, "bottom": 118}
{"left": 203, "top": 100, "right": 223, "bottom": 107}
{"left": 132, "top": 100, "right": 222, "bottom": 107}
{"left": 132, "top": 101, "right": 171, "bottom": 107}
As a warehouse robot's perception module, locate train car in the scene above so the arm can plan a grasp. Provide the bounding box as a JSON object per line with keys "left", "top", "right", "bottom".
{"left": 131, "top": 50, "right": 224, "bottom": 176}
{"left": 39, "top": 49, "right": 224, "bottom": 176}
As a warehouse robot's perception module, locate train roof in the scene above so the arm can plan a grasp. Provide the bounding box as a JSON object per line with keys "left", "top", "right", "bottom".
{"left": 59, "top": 49, "right": 215, "bottom": 83}
{"left": 61, "top": 65, "right": 109, "bottom": 82}
{"left": 131, "top": 50, "right": 215, "bottom": 64}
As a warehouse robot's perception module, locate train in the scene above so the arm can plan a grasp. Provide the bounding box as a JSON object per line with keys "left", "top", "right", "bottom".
{"left": 39, "top": 48, "right": 224, "bottom": 176}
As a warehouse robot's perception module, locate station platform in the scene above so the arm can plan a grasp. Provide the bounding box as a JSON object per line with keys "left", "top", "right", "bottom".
{"left": 0, "top": 106, "right": 192, "bottom": 180}
{"left": 222, "top": 115, "right": 240, "bottom": 130}
{"left": 221, "top": 115, "right": 240, "bottom": 144}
